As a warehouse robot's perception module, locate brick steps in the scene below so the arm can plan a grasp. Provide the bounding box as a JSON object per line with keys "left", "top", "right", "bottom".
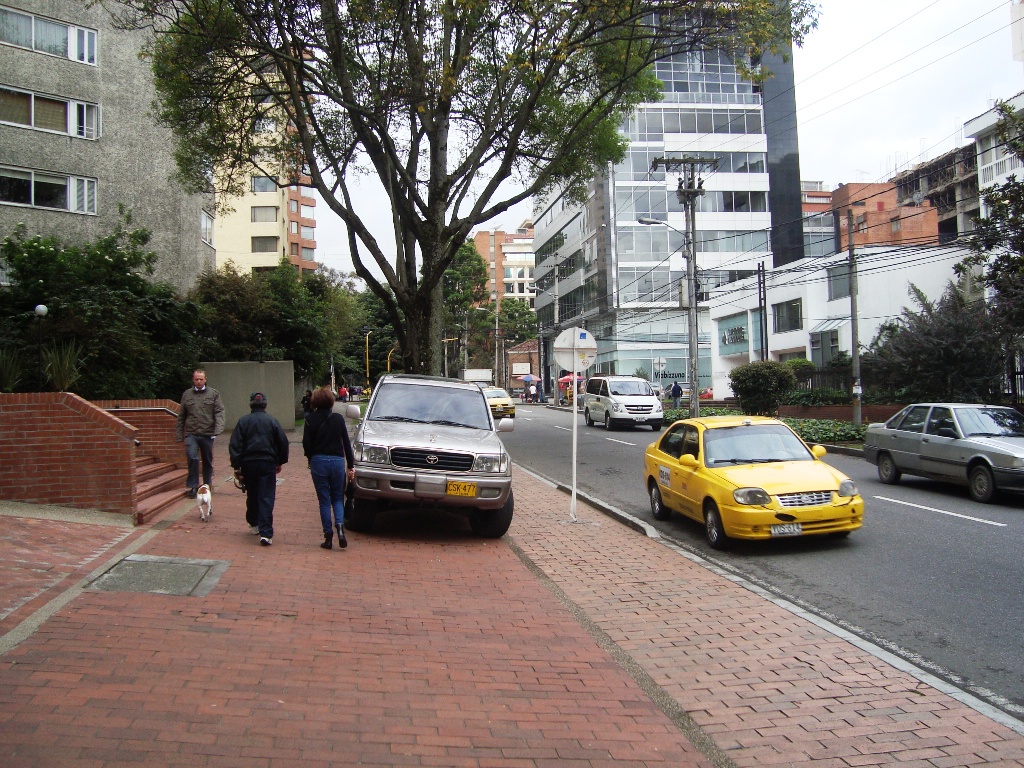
{"left": 134, "top": 456, "right": 187, "bottom": 525}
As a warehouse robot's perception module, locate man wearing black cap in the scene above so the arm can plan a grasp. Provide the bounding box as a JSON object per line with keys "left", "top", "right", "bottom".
{"left": 228, "top": 392, "right": 289, "bottom": 546}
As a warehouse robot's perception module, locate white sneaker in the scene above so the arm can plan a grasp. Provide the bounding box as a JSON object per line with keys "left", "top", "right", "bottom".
{"left": 259, "top": 537, "right": 272, "bottom": 546}
{"left": 248, "top": 525, "right": 259, "bottom": 535}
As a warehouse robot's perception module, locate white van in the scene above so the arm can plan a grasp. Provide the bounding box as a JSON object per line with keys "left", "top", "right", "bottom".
{"left": 582, "top": 375, "right": 664, "bottom": 430}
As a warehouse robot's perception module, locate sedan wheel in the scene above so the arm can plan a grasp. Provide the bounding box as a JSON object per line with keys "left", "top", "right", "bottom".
{"left": 877, "top": 453, "right": 901, "bottom": 484}
{"left": 704, "top": 502, "right": 729, "bottom": 551}
{"left": 968, "top": 464, "right": 996, "bottom": 503}
{"left": 649, "top": 481, "right": 671, "bottom": 521}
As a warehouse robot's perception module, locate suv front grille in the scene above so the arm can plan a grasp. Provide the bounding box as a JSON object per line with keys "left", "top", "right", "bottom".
{"left": 625, "top": 404, "right": 653, "bottom": 414}
{"left": 777, "top": 491, "right": 833, "bottom": 508}
{"left": 390, "top": 448, "right": 474, "bottom": 472}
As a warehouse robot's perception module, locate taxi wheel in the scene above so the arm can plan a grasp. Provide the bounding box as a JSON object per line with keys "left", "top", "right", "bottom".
{"left": 470, "top": 492, "right": 514, "bottom": 538}
{"left": 704, "top": 502, "right": 729, "bottom": 550}
{"left": 877, "top": 453, "right": 901, "bottom": 484}
{"left": 968, "top": 464, "right": 996, "bottom": 503}
{"left": 585, "top": 408, "right": 594, "bottom": 427}
{"left": 649, "top": 481, "right": 671, "bottom": 521}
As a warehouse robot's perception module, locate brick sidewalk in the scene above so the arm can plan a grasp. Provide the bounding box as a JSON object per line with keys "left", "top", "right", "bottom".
{"left": 0, "top": 436, "right": 1021, "bottom": 767}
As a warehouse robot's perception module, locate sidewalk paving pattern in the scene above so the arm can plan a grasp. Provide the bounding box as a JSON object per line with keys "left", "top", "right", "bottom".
{"left": 0, "top": 437, "right": 1022, "bottom": 767}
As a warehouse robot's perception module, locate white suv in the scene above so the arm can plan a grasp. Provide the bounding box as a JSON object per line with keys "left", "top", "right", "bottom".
{"left": 582, "top": 375, "right": 664, "bottom": 431}
{"left": 347, "top": 374, "right": 515, "bottom": 537}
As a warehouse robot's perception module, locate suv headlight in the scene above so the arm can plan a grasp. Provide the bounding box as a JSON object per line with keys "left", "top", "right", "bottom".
{"left": 356, "top": 442, "right": 389, "bottom": 464}
{"left": 733, "top": 487, "right": 772, "bottom": 505}
{"left": 473, "top": 453, "right": 509, "bottom": 473}
{"left": 838, "top": 479, "right": 859, "bottom": 497}
{"left": 653, "top": 400, "right": 662, "bottom": 413}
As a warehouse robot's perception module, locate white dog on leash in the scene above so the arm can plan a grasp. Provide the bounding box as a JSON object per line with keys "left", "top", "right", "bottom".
{"left": 196, "top": 484, "right": 212, "bottom": 522}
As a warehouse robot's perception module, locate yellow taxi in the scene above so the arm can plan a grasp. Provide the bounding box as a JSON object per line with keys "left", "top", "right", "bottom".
{"left": 483, "top": 387, "right": 516, "bottom": 420}
{"left": 643, "top": 415, "right": 863, "bottom": 549}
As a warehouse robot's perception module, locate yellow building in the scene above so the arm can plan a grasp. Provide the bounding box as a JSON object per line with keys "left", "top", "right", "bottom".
{"left": 213, "top": 173, "right": 318, "bottom": 275}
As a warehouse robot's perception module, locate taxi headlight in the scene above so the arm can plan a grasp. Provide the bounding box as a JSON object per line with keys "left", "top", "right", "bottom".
{"left": 838, "top": 479, "right": 859, "bottom": 497}
{"left": 356, "top": 443, "right": 389, "bottom": 464}
{"left": 473, "top": 453, "right": 508, "bottom": 473}
{"left": 733, "top": 487, "right": 771, "bottom": 505}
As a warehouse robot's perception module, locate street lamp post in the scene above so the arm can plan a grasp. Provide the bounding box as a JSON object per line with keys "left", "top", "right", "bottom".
{"left": 638, "top": 217, "right": 700, "bottom": 418}
{"left": 34, "top": 304, "right": 47, "bottom": 391}
{"left": 362, "top": 326, "right": 372, "bottom": 390}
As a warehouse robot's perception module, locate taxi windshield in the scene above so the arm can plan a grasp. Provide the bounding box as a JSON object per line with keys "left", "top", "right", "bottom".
{"left": 703, "top": 424, "right": 813, "bottom": 466}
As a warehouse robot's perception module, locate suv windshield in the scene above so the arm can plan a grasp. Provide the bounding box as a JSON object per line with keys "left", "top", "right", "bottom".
{"left": 956, "top": 407, "right": 1024, "bottom": 437}
{"left": 703, "top": 424, "right": 813, "bottom": 466}
{"left": 367, "top": 382, "right": 492, "bottom": 430}
{"left": 609, "top": 380, "right": 654, "bottom": 396}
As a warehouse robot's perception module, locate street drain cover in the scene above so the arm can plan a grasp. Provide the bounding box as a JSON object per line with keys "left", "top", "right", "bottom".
{"left": 88, "top": 554, "right": 229, "bottom": 597}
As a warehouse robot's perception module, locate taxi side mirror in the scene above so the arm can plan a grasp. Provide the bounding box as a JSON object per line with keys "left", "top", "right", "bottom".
{"left": 811, "top": 444, "right": 827, "bottom": 458}
{"left": 678, "top": 454, "right": 698, "bottom": 467}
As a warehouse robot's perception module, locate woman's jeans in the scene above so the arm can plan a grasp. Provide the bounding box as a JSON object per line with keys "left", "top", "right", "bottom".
{"left": 309, "top": 454, "right": 347, "bottom": 534}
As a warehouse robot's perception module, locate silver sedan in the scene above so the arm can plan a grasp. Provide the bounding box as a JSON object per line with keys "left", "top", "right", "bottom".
{"left": 863, "top": 403, "right": 1024, "bottom": 502}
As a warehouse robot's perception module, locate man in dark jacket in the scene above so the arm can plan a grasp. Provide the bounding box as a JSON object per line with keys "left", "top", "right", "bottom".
{"left": 229, "top": 392, "right": 289, "bottom": 546}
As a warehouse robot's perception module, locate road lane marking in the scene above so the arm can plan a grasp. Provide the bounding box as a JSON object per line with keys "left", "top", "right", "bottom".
{"left": 874, "top": 496, "right": 1007, "bottom": 527}
{"left": 605, "top": 438, "right": 637, "bottom": 446}
{"left": 553, "top": 426, "right": 570, "bottom": 431}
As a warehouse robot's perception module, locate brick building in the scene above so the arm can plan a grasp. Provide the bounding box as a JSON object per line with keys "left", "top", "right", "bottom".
{"left": 831, "top": 182, "right": 939, "bottom": 250}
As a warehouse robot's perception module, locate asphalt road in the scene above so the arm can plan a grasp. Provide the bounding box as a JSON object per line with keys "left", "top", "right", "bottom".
{"left": 501, "top": 403, "right": 1024, "bottom": 720}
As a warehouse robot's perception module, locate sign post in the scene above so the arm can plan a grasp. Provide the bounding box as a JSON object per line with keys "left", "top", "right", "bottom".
{"left": 553, "top": 327, "right": 597, "bottom": 522}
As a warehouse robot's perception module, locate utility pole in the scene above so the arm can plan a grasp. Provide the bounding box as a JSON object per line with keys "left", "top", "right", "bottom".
{"left": 649, "top": 156, "right": 717, "bottom": 418}
{"left": 846, "top": 209, "right": 862, "bottom": 427}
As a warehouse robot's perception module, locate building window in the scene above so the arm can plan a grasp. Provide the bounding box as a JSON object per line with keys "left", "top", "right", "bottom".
{"left": 0, "top": 87, "right": 100, "bottom": 138}
{"left": 251, "top": 175, "right": 276, "bottom": 193}
{"left": 251, "top": 205, "right": 278, "bottom": 222}
{"left": 200, "top": 210, "right": 214, "bottom": 245}
{"left": 301, "top": 246, "right": 315, "bottom": 260}
{"left": 300, "top": 225, "right": 315, "bottom": 239}
{"left": 891, "top": 217, "right": 901, "bottom": 232}
{"left": 289, "top": 242, "right": 299, "bottom": 256}
{"left": 251, "top": 236, "right": 279, "bottom": 253}
{"left": 289, "top": 199, "right": 298, "bottom": 212}
{"left": 827, "top": 264, "right": 851, "bottom": 301}
{"left": 0, "top": 8, "right": 97, "bottom": 64}
{"left": 289, "top": 220, "right": 298, "bottom": 234}
{"left": 772, "top": 298, "right": 802, "bottom": 333}
{"left": 0, "top": 166, "right": 95, "bottom": 213}
{"left": 810, "top": 329, "right": 839, "bottom": 367}
{"left": 300, "top": 204, "right": 315, "bottom": 219}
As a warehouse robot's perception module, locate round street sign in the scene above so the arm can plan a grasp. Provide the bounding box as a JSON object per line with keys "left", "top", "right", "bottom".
{"left": 553, "top": 327, "right": 597, "bottom": 371}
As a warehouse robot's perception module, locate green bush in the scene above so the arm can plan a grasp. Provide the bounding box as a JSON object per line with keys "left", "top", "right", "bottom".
{"left": 728, "top": 360, "right": 797, "bottom": 415}
{"left": 780, "top": 387, "right": 850, "bottom": 406}
{"left": 785, "top": 357, "right": 816, "bottom": 383}
{"left": 781, "top": 418, "right": 866, "bottom": 445}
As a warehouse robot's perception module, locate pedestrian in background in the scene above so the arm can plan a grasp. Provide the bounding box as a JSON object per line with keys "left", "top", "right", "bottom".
{"left": 229, "top": 392, "right": 289, "bottom": 546}
{"left": 303, "top": 386, "right": 356, "bottom": 550}
{"left": 176, "top": 369, "right": 225, "bottom": 499}
{"left": 301, "top": 389, "right": 313, "bottom": 419}
{"left": 670, "top": 381, "right": 683, "bottom": 411}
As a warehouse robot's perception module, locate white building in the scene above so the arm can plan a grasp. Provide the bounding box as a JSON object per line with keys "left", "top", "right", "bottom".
{"left": 708, "top": 244, "right": 972, "bottom": 397}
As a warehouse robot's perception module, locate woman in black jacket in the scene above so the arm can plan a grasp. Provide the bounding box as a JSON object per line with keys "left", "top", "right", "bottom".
{"left": 302, "top": 387, "right": 356, "bottom": 550}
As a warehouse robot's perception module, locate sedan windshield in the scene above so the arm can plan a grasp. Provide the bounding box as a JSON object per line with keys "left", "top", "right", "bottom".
{"left": 703, "top": 424, "right": 813, "bottom": 466}
{"left": 955, "top": 407, "right": 1024, "bottom": 437}
{"left": 368, "top": 383, "right": 492, "bottom": 430}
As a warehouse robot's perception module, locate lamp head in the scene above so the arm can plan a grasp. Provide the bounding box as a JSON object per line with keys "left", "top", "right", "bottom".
{"left": 34, "top": 304, "right": 48, "bottom": 318}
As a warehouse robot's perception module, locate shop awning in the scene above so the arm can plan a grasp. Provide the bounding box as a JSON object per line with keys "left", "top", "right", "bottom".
{"left": 808, "top": 317, "right": 848, "bottom": 333}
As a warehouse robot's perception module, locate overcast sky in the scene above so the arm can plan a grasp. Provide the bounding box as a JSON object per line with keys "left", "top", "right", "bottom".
{"left": 314, "top": 0, "right": 1024, "bottom": 275}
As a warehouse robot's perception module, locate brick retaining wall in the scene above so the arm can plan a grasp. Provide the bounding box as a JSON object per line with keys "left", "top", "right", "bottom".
{"left": 0, "top": 393, "right": 137, "bottom": 515}
{"left": 778, "top": 404, "right": 903, "bottom": 422}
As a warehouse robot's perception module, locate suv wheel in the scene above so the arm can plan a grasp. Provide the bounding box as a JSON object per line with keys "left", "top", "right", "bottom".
{"left": 470, "top": 492, "right": 514, "bottom": 538}
{"left": 584, "top": 408, "right": 594, "bottom": 427}
{"left": 346, "top": 497, "right": 381, "bottom": 533}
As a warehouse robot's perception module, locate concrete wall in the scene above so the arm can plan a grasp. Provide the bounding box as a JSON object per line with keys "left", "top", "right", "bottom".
{"left": 0, "top": 0, "right": 215, "bottom": 294}
{"left": 200, "top": 361, "right": 296, "bottom": 431}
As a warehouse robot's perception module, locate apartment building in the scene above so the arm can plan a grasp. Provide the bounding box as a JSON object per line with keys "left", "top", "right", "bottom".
{"left": 831, "top": 182, "right": 939, "bottom": 250}
{"left": 213, "top": 173, "right": 318, "bottom": 276}
{"left": 0, "top": 0, "right": 214, "bottom": 293}
{"left": 472, "top": 222, "right": 535, "bottom": 308}
{"left": 892, "top": 146, "right": 979, "bottom": 243}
